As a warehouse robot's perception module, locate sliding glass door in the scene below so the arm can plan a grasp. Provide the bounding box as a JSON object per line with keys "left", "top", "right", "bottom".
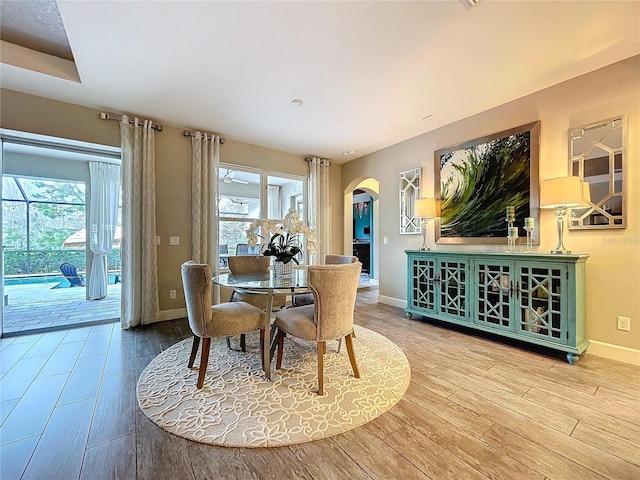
{"left": 1, "top": 131, "right": 122, "bottom": 336}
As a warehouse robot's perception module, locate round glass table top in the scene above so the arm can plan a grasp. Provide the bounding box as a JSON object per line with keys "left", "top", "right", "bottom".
{"left": 213, "top": 269, "right": 308, "bottom": 290}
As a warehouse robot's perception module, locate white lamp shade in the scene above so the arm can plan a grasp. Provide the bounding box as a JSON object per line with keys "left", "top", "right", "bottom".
{"left": 414, "top": 198, "right": 437, "bottom": 218}
{"left": 539, "top": 177, "right": 583, "bottom": 209}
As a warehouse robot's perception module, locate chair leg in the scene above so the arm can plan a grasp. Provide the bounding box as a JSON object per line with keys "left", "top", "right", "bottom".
{"left": 188, "top": 335, "right": 200, "bottom": 368}
{"left": 259, "top": 329, "right": 265, "bottom": 369}
{"left": 226, "top": 337, "right": 232, "bottom": 350}
{"left": 318, "top": 341, "right": 326, "bottom": 395}
{"left": 345, "top": 334, "right": 360, "bottom": 378}
{"left": 197, "top": 337, "right": 211, "bottom": 389}
{"left": 275, "top": 329, "right": 286, "bottom": 369}
{"left": 240, "top": 334, "right": 246, "bottom": 352}
{"left": 336, "top": 329, "right": 354, "bottom": 354}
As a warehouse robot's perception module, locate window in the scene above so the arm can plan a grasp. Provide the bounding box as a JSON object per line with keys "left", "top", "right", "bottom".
{"left": 218, "top": 165, "right": 307, "bottom": 260}
{"left": 2, "top": 176, "right": 86, "bottom": 274}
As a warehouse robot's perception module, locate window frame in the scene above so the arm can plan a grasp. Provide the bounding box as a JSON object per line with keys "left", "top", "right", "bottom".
{"left": 218, "top": 163, "right": 309, "bottom": 264}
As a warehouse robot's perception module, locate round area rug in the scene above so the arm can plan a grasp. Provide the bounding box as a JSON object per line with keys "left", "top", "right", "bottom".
{"left": 137, "top": 325, "right": 410, "bottom": 448}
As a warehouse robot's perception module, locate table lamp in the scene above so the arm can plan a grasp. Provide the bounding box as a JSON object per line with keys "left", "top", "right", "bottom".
{"left": 414, "top": 198, "right": 437, "bottom": 250}
{"left": 539, "top": 176, "right": 584, "bottom": 254}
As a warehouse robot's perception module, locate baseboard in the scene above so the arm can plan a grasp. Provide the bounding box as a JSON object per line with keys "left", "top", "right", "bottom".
{"left": 158, "top": 308, "right": 187, "bottom": 322}
{"left": 586, "top": 340, "right": 640, "bottom": 366}
{"left": 377, "top": 295, "right": 406, "bottom": 309}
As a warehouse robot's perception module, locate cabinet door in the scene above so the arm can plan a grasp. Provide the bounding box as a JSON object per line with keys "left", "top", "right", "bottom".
{"left": 475, "top": 261, "right": 515, "bottom": 331}
{"left": 409, "top": 256, "right": 437, "bottom": 314}
{"left": 517, "top": 264, "right": 567, "bottom": 345}
{"left": 437, "top": 259, "right": 468, "bottom": 321}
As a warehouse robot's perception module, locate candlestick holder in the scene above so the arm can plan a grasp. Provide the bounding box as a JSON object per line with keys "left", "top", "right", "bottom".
{"left": 505, "top": 206, "right": 516, "bottom": 252}
{"left": 523, "top": 217, "right": 535, "bottom": 253}
{"left": 524, "top": 225, "right": 534, "bottom": 252}
{"left": 505, "top": 220, "right": 514, "bottom": 252}
{"left": 507, "top": 224, "right": 518, "bottom": 253}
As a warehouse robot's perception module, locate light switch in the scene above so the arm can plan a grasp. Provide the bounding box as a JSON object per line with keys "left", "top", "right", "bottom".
{"left": 169, "top": 236, "right": 180, "bottom": 245}
{"left": 383, "top": 236, "right": 388, "bottom": 245}
{"left": 156, "top": 236, "right": 161, "bottom": 245}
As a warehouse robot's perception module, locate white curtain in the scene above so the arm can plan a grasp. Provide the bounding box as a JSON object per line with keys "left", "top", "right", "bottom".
{"left": 191, "top": 132, "right": 220, "bottom": 271}
{"left": 268, "top": 185, "right": 280, "bottom": 219}
{"left": 308, "top": 156, "right": 331, "bottom": 263}
{"left": 120, "top": 116, "right": 159, "bottom": 328}
{"left": 87, "top": 162, "right": 121, "bottom": 300}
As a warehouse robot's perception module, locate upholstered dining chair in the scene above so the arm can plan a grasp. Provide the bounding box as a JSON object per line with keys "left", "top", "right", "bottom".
{"left": 274, "top": 261, "right": 362, "bottom": 395}
{"left": 181, "top": 261, "right": 266, "bottom": 389}
{"left": 291, "top": 254, "right": 358, "bottom": 307}
{"left": 227, "top": 255, "right": 287, "bottom": 351}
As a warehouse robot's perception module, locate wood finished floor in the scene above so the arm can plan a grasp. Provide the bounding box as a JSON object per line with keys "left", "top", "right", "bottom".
{"left": 1, "top": 287, "right": 639, "bottom": 480}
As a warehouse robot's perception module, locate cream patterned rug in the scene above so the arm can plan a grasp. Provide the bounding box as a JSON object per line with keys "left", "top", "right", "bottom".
{"left": 137, "top": 325, "right": 410, "bottom": 448}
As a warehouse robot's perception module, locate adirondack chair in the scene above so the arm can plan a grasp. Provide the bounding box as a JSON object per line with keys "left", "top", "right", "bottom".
{"left": 59, "top": 263, "right": 85, "bottom": 287}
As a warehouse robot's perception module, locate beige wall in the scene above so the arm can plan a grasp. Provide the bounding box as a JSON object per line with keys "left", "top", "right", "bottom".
{"left": 0, "top": 89, "right": 342, "bottom": 313}
{"left": 342, "top": 55, "right": 640, "bottom": 353}
{"left": 2, "top": 54, "right": 638, "bottom": 355}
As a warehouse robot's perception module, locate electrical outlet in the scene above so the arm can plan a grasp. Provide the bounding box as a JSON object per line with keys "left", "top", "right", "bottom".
{"left": 155, "top": 236, "right": 161, "bottom": 245}
{"left": 617, "top": 316, "right": 631, "bottom": 332}
{"left": 383, "top": 236, "right": 388, "bottom": 245}
{"left": 169, "top": 289, "right": 176, "bottom": 299}
{"left": 169, "top": 236, "right": 180, "bottom": 245}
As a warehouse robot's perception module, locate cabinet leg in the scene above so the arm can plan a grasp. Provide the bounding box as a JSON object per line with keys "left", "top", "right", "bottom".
{"left": 566, "top": 353, "right": 580, "bottom": 364}
{"left": 406, "top": 312, "right": 413, "bottom": 319}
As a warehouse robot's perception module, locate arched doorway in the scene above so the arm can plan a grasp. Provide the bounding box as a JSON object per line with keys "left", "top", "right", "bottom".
{"left": 344, "top": 178, "right": 379, "bottom": 285}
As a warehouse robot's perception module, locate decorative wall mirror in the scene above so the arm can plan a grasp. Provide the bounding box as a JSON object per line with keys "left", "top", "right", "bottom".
{"left": 400, "top": 168, "right": 421, "bottom": 234}
{"left": 569, "top": 116, "right": 625, "bottom": 229}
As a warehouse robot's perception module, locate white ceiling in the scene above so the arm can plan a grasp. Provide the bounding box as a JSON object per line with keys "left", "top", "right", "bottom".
{"left": 1, "top": 1, "right": 638, "bottom": 163}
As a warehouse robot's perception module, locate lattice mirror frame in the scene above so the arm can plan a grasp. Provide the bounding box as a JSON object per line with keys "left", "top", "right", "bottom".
{"left": 400, "top": 168, "right": 421, "bottom": 234}
{"left": 568, "top": 116, "right": 626, "bottom": 229}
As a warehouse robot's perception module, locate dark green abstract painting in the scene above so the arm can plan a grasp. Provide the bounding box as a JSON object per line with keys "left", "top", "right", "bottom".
{"left": 435, "top": 122, "right": 540, "bottom": 243}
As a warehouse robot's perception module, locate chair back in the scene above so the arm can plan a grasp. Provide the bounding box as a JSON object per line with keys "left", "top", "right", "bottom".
{"left": 59, "top": 262, "right": 84, "bottom": 287}
{"left": 228, "top": 255, "right": 270, "bottom": 275}
{"left": 236, "top": 243, "right": 260, "bottom": 256}
{"left": 325, "top": 254, "right": 358, "bottom": 265}
{"left": 180, "top": 261, "right": 212, "bottom": 338}
{"left": 309, "top": 262, "right": 362, "bottom": 341}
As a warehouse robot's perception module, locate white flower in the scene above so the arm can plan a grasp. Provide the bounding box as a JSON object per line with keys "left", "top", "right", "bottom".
{"left": 245, "top": 208, "right": 318, "bottom": 260}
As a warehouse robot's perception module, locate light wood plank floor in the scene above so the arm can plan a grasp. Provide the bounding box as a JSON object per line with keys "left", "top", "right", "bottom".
{"left": 1, "top": 287, "right": 639, "bottom": 479}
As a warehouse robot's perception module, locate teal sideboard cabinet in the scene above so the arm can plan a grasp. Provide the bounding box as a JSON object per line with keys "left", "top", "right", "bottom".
{"left": 405, "top": 250, "right": 589, "bottom": 364}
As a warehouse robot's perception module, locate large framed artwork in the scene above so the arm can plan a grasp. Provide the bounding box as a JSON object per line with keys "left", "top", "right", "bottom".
{"left": 434, "top": 121, "right": 540, "bottom": 244}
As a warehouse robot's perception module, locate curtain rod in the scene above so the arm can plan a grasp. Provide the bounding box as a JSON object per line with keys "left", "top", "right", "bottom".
{"left": 100, "top": 112, "right": 163, "bottom": 131}
{"left": 183, "top": 130, "right": 225, "bottom": 144}
{"left": 305, "top": 156, "right": 331, "bottom": 166}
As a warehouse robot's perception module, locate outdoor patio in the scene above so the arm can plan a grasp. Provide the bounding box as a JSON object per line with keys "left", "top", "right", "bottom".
{"left": 3, "top": 282, "right": 120, "bottom": 334}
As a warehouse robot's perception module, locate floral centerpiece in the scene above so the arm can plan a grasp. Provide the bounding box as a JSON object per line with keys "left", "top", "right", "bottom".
{"left": 246, "top": 208, "right": 317, "bottom": 265}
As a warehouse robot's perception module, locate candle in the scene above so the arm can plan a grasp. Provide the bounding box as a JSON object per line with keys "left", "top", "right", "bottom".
{"left": 506, "top": 206, "right": 515, "bottom": 221}
{"left": 509, "top": 227, "right": 519, "bottom": 237}
{"left": 524, "top": 217, "right": 534, "bottom": 228}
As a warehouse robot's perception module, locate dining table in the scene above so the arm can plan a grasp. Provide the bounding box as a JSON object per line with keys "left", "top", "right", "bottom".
{"left": 212, "top": 268, "right": 309, "bottom": 380}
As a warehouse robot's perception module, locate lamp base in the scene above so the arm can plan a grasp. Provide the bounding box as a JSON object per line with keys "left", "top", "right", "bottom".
{"left": 550, "top": 249, "right": 571, "bottom": 255}
{"left": 420, "top": 246, "right": 431, "bottom": 251}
